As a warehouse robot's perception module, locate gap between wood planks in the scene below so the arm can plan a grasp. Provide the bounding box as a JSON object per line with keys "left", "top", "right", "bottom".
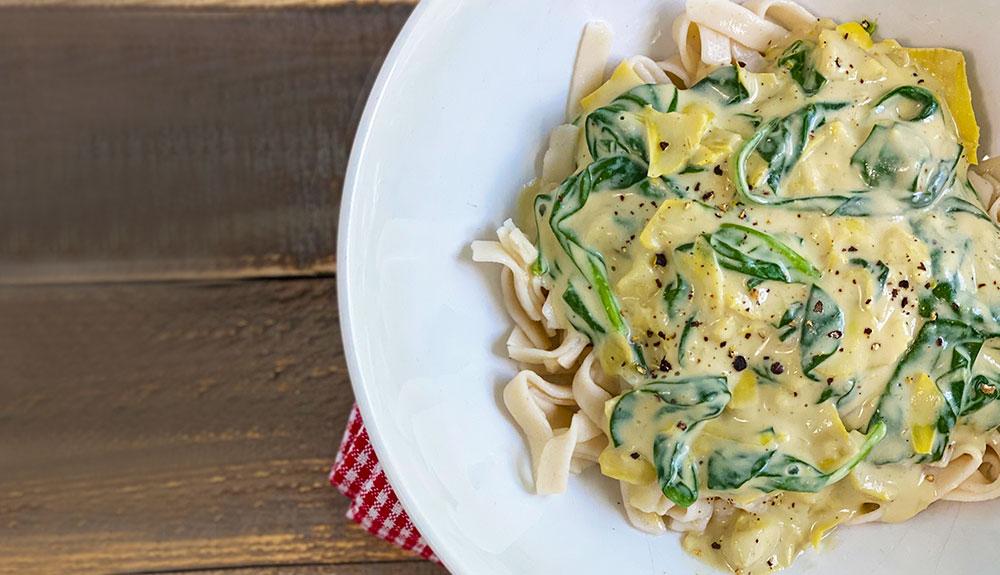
{"left": 0, "top": 4, "right": 435, "bottom": 573}
{"left": 0, "top": 262, "right": 336, "bottom": 287}
{"left": 0, "top": 279, "right": 445, "bottom": 574}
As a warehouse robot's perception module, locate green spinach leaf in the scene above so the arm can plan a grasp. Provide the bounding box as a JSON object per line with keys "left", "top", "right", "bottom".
{"left": 610, "top": 376, "right": 731, "bottom": 506}
{"left": 736, "top": 112, "right": 763, "bottom": 128}
{"left": 562, "top": 282, "right": 606, "bottom": 336}
{"left": 910, "top": 145, "right": 963, "bottom": 208}
{"left": 777, "top": 302, "right": 805, "bottom": 341}
{"left": 850, "top": 122, "right": 960, "bottom": 208}
{"left": 959, "top": 338, "right": 1000, "bottom": 432}
{"left": 851, "top": 123, "right": 909, "bottom": 188}
{"left": 706, "top": 223, "right": 821, "bottom": 284}
{"left": 869, "top": 320, "right": 985, "bottom": 464}
{"left": 531, "top": 193, "right": 553, "bottom": 276}
{"left": 778, "top": 40, "right": 826, "bottom": 96}
{"left": 678, "top": 317, "right": 699, "bottom": 368}
{"left": 548, "top": 155, "right": 651, "bottom": 367}
{"left": 875, "top": 85, "right": 939, "bottom": 122}
{"left": 943, "top": 196, "right": 994, "bottom": 222}
{"left": 801, "top": 285, "right": 845, "bottom": 378}
{"left": 663, "top": 273, "right": 691, "bottom": 319}
{"left": 586, "top": 84, "right": 679, "bottom": 163}
{"left": 733, "top": 102, "right": 855, "bottom": 211}
{"left": 707, "top": 420, "right": 886, "bottom": 492}
{"left": 849, "top": 257, "right": 890, "bottom": 294}
{"left": 817, "top": 378, "right": 857, "bottom": 407}
{"left": 692, "top": 66, "right": 749, "bottom": 105}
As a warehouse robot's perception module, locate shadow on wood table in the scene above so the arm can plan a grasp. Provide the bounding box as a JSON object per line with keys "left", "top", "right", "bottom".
{"left": 0, "top": 2, "right": 445, "bottom": 574}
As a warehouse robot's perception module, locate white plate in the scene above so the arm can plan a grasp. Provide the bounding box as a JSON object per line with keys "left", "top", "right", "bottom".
{"left": 338, "top": 1, "right": 1000, "bottom": 573}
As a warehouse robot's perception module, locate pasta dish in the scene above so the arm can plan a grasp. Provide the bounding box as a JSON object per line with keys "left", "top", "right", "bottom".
{"left": 472, "top": 0, "right": 1000, "bottom": 572}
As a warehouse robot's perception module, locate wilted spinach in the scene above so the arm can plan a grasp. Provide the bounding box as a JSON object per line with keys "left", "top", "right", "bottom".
{"left": 610, "top": 376, "right": 731, "bottom": 506}
{"left": 586, "top": 84, "right": 679, "bottom": 163}
{"left": 800, "top": 285, "right": 845, "bottom": 379}
{"left": 706, "top": 224, "right": 821, "bottom": 284}
{"left": 778, "top": 40, "right": 826, "bottom": 96}
{"left": 692, "top": 65, "right": 749, "bottom": 105}
{"left": 707, "top": 420, "right": 886, "bottom": 492}
{"left": 869, "top": 320, "right": 988, "bottom": 464}
{"left": 733, "top": 102, "right": 857, "bottom": 211}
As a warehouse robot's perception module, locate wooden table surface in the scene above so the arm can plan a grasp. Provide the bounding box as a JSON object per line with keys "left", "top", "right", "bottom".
{"left": 0, "top": 2, "right": 445, "bottom": 573}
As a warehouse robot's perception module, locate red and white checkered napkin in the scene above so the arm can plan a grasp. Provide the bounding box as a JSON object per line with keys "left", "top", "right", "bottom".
{"left": 330, "top": 404, "right": 438, "bottom": 562}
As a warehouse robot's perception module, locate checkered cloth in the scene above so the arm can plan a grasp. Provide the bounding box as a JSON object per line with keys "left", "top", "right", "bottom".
{"left": 330, "top": 404, "right": 438, "bottom": 562}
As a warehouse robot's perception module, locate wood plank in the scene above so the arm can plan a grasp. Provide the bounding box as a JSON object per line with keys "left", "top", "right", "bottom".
{"left": 0, "top": 1, "right": 417, "bottom": 6}
{"left": 0, "top": 279, "right": 433, "bottom": 574}
{"left": 145, "top": 561, "right": 443, "bottom": 574}
{"left": 0, "top": 3, "right": 412, "bottom": 284}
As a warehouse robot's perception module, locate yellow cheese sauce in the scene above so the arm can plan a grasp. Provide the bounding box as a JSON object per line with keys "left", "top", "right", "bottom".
{"left": 527, "top": 21, "right": 1000, "bottom": 574}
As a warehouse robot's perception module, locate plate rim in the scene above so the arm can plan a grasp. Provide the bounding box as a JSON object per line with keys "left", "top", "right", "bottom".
{"left": 336, "top": 2, "right": 1000, "bottom": 574}
{"left": 337, "top": 0, "right": 469, "bottom": 573}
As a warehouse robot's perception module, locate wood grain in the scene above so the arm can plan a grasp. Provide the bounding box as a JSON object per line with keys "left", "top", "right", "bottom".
{"left": 0, "top": 3, "right": 412, "bottom": 284}
{"left": 0, "top": 279, "right": 439, "bottom": 574}
{"left": 0, "top": 0, "right": 416, "bottom": 6}
{"left": 146, "top": 562, "right": 442, "bottom": 575}
{"left": 0, "top": 2, "right": 438, "bottom": 573}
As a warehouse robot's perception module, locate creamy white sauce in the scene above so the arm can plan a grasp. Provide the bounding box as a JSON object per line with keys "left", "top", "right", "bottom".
{"left": 528, "top": 21, "right": 1000, "bottom": 574}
